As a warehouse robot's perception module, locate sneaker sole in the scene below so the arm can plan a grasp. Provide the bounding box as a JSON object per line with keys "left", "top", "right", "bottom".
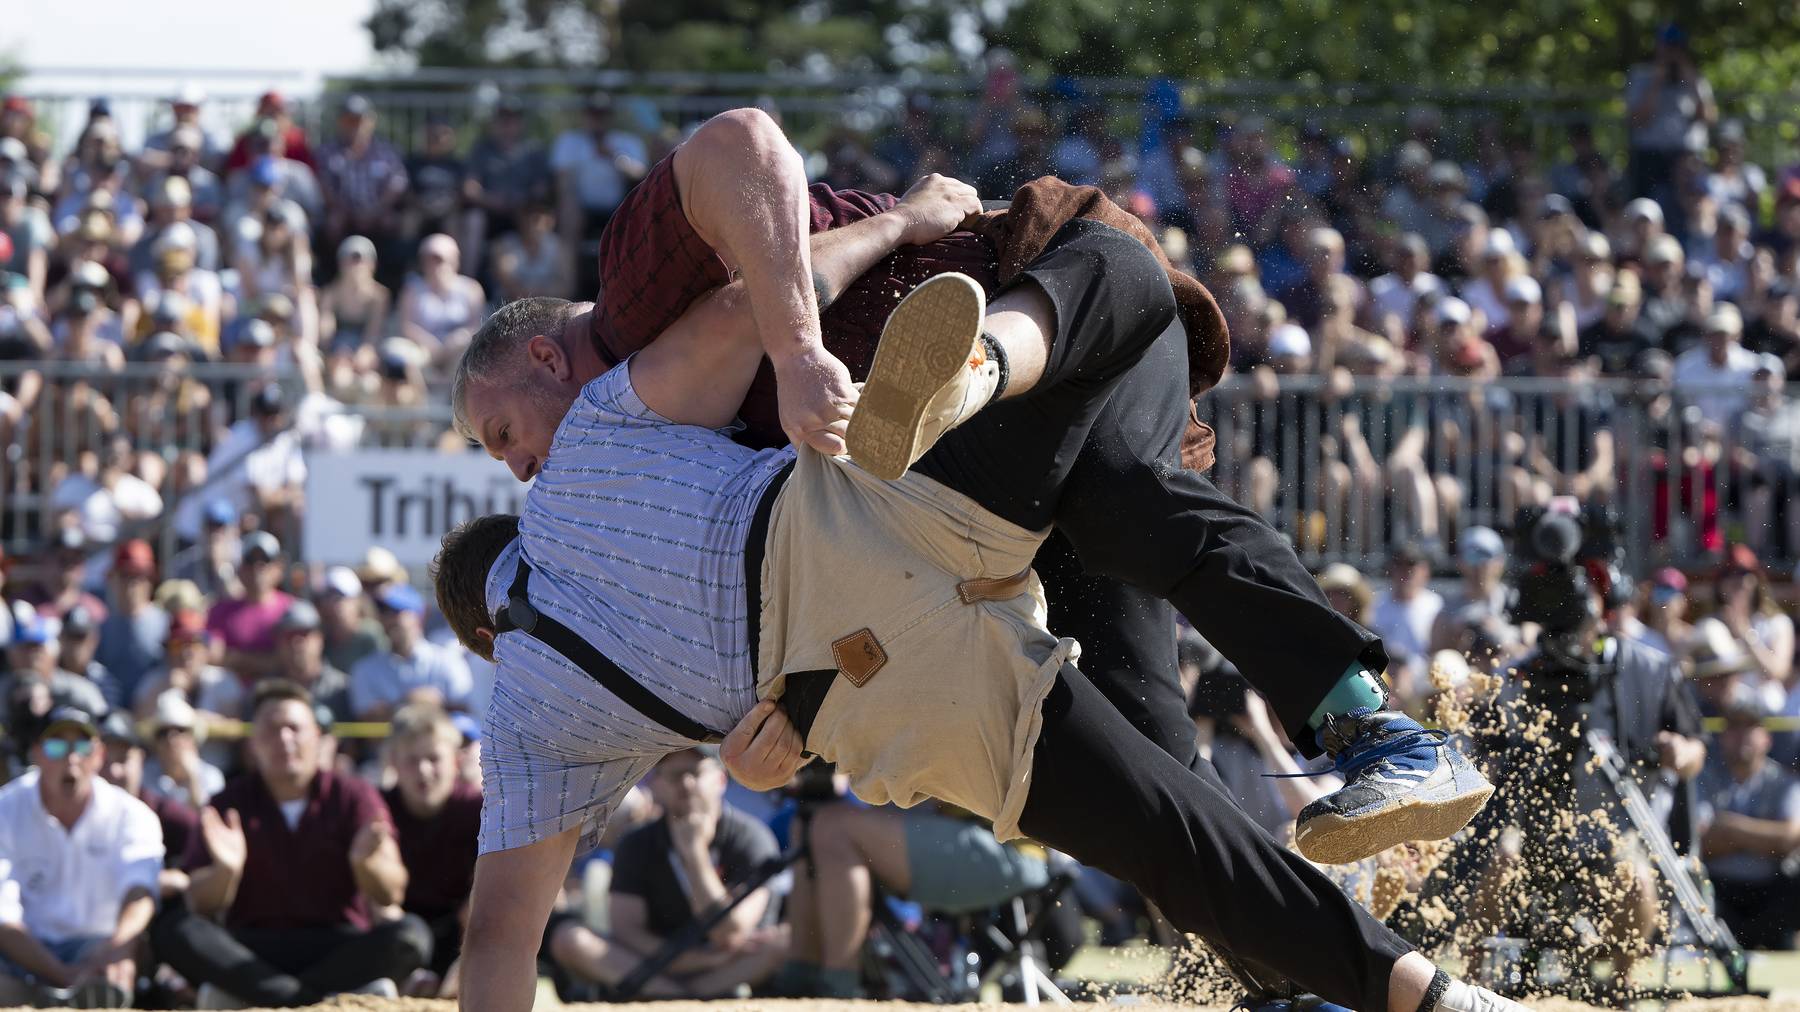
{"left": 1294, "top": 780, "right": 1494, "bottom": 865}
{"left": 846, "top": 273, "right": 986, "bottom": 481}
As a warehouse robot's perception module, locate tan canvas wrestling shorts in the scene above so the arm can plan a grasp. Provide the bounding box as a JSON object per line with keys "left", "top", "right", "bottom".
{"left": 756, "top": 449, "right": 1075, "bottom": 841}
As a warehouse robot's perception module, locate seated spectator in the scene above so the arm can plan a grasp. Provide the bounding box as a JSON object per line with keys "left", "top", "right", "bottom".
{"left": 1523, "top": 347, "right": 1616, "bottom": 500}
{"left": 463, "top": 98, "right": 550, "bottom": 276}
{"left": 1280, "top": 226, "right": 1361, "bottom": 330}
{"left": 167, "top": 499, "right": 242, "bottom": 601}
{"left": 397, "top": 233, "right": 485, "bottom": 367}
{"left": 381, "top": 705, "right": 481, "bottom": 997}
{"left": 1579, "top": 269, "right": 1659, "bottom": 374}
{"left": 1706, "top": 119, "right": 1767, "bottom": 221}
{"left": 52, "top": 435, "right": 163, "bottom": 546}
{"left": 547, "top": 748, "right": 785, "bottom": 999}
{"left": 403, "top": 116, "right": 468, "bottom": 244}
{"left": 1429, "top": 528, "right": 1518, "bottom": 659}
{"left": 1368, "top": 544, "right": 1444, "bottom": 705}
{"left": 1617, "top": 196, "right": 1668, "bottom": 266}
{"left": 0, "top": 706, "right": 162, "bottom": 1007}
{"left": 141, "top": 692, "right": 225, "bottom": 809}
{"left": 137, "top": 227, "right": 226, "bottom": 353}
{"left": 182, "top": 386, "right": 306, "bottom": 544}
{"left": 1672, "top": 303, "right": 1783, "bottom": 426}
{"left": 131, "top": 176, "right": 219, "bottom": 277}
{"left": 2, "top": 614, "right": 107, "bottom": 725}
{"left": 1695, "top": 204, "right": 1755, "bottom": 302}
{"left": 320, "top": 235, "right": 389, "bottom": 363}
{"left": 205, "top": 531, "right": 293, "bottom": 683}
{"left": 272, "top": 600, "right": 354, "bottom": 724}
{"left": 24, "top": 529, "right": 108, "bottom": 623}
{"left": 316, "top": 566, "right": 386, "bottom": 674}
{"left": 1638, "top": 233, "right": 1691, "bottom": 345}
{"left": 1697, "top": 695, "right": 1800, "bottom": 950}
{"left": 96, "top": 539, "right": 167, "bottom": 705}
{"left": 56, "top": 604, "right": 123, "bottom": 712}
{"left": 1737, "top": 366, "right": 1800, "bottom": 556}
{"left": 1458, "top": 230, "right": 1520, "bottom": 331}
{"left": 232, "top": 200, "right": 312, "bottom": 306}
{"left": 222, "top": 152, "right": 317, "bottom": 243}
{"left": 4, "top": 172, "right": 52, "bottom": 299}
{"left": 1685, "top": 617, "right": 1759, "bottom": 717}
{"left": 148, "top": 126, "right": 227, "bottom": 225}
{"left": 349, "top": 584, "right": 473, "bottom": 720}
{"left": 151, "top": 680, "right": 430, "bottom": 1007}
{"left": 98, "top": 710, "right": 203, "bottom": 889}
{"left": 224, "top": 92, "right": 316, "bottom": 174}
{"left": 317, "top": 95, "right": 408, "bottom": 269}
{"left": 1315, "top": 563, "right": 1374, "bottom": 627}
{"left": 1368, "top": 233, "right": 1442, "bottom": 343}
{"left": 1486, "top": 274, "right": 1552, "bottom": 371}
{"left": 491, "top": 203, "right": 570, "bottom": 302}
{"left": 1710, "top": 544, "right": 1795, "bottom": 692}
{"left": 550, "top": 94, "right": 648, "bottom": 243}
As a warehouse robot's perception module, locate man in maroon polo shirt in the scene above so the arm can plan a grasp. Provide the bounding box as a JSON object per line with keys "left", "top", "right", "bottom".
{"left": 381, "top": 704, "right": 482, "bottom": 998}
{"left": 204, "top": 531, "right": 292, "bottom": 683}
{"left": 150, "top": 680, "right": 431, "bottom": 1006}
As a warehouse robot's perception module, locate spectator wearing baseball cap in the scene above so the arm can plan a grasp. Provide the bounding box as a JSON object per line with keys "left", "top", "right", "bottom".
{"left": 1621, "top": 567, "right": 1693, "bottom": 660}
{"left": 1315, "top": 563, "right": 1373, "bottom": 625}
{"left": 130, "top": 610, "right": 243, "bottom": 769}
{"left": 58, "top": 602, "right": 124, "bottom": 712}
{"left": 205, "top": 531, "right": 294, "bottom": 683}
{"left": 316, "top": 565, "right": 388, "bottom": 674}
{"left": 1430, "top": 528, "right": 1523, "bottom": 663}
{"left": 2, "top": 613, "right": 108, "bottom": 728}
{"left": 96, "top": 539, "right": 169, "bottom": 705}
{"left": 1710, "top": 543, "right": 1795, "bottom": 692}
{"left": 349, "top": 583, "right": 474, "bottom": 722}
{"left": 0, "top": 704, "right": 163, "bottom": 1007}
{"left": 97, "top": 709, "right": 206, "bottom": 881}
{"left": 223, "top": 91, "right": 315, "bottom": 175}
{"left": 141, "top": 691, "right": 227, "bottom": 809}
{"left": 1695, "top": 691, "right": 1800, "bottom": 949}
{"left": 272, "top": 600, "right": 354, "bottom": 725}
{"left": 167, "top": 498, "right": 244, "bottom": 602}
{"left": 1672, "top": 302, "right": 1784, "bottom": 425}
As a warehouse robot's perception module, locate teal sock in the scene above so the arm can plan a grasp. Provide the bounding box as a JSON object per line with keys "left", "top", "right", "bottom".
{"left": 1307, "top": 664, "right": 1388, "bottom": 729}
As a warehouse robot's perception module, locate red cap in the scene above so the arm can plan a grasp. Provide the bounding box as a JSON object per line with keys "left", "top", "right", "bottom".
{"left": 1652, "top": 567, "right": 1688, "bottom": 592}
{"left": 1, "top": 95, "right": 31, "bottom": 116}
{"left": 1721, "top": 542, "right": 1760, "bottom": 575}
{"left": 258, "top": 90, "right": 286, "bottom": 114}
{"left": 1780, "top": 178, "right": 1800, "bottom": 207}
{"left": 166, "top": 609, "right": 209, "bottom": 644}
{"left": 113, "top": 538, "right": 156, "bottom": 578}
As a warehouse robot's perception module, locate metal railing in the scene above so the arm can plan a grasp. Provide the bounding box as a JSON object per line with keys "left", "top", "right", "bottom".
{"left": 3, "top": 360, "right": 1790, "bottom": 578}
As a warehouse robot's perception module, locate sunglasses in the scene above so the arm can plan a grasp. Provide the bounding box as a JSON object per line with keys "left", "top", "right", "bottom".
{"left": 42, "top": 738, "right": 96, "bottom": 760}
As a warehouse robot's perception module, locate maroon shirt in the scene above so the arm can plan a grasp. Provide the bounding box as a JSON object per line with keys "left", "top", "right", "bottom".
{"left": 593, "top": 155, "right": 1000, "bottom": 448}
{"left": 144, "top": 790, "right": 204, "bottom": 869}
{"left": 207, "top": 591, "right": 294, "bottom": 656}
{"left": 382, "top": 782, "right": 481, "bottom": 921}
{"left": 193, "top": 769, "right": 392, "bottom": 931}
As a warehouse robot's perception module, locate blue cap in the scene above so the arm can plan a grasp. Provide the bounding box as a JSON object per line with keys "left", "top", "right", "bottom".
{"left": 450, "top": 712, "right": 483, "bottom": 744}
{"left": 250, "top": 156, "right": 280, "bottom": 188}
{"left": 377, "top": 583, "right": 425, "bottom": 615}
{"left": 204, "top": 498, "right": 238, "bottom": 527}
{"left": 1657, "top": 23, "right": 1687, "bottom": 46}
{"left": 12, "top": 614, "right": 53, "bottom": 645}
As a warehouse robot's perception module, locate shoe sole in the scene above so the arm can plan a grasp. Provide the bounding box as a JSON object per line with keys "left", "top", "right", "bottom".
{"left": 1294, "top": 780, "right": 1494, "bottom": 865}
{"left": 846, "top": 273, "right": 986, "bottom": 481}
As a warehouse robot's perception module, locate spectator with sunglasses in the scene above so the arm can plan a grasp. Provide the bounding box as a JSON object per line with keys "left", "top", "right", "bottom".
{"left": 0, "top": 705, "right": 163, "bottom": 1007}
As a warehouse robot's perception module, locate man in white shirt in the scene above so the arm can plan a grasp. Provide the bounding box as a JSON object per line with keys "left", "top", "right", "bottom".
{"left": 0, "top": 705, "right": 163, "bottom": 1007}
{"left": 1671, "top": 303, "right": 1782, "bottom": 426}
{"left": 550, "top": 94, "right": 648, "bottom": 241}
{"left": 1368, "top": 544, "right": 1444, "bottom": 705}
{"left": 349, "top": 584, "right": 474, "bottom": 721}
{"left": 174, "top": 385, "right": 306, "bottom": 541}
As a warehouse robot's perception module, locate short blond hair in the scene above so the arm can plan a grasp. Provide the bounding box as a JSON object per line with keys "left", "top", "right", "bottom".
{"left": 388, "top": 702, "right": 462, "bottom": 754}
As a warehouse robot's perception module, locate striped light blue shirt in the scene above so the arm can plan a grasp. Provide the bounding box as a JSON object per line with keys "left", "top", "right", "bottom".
{"left": 478, "top": 362, "right": 793, "bottom": 855}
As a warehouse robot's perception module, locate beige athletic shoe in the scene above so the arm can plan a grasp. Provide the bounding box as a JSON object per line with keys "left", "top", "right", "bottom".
{"left": 846, "top": 272, "right": 996, "bottom": 480}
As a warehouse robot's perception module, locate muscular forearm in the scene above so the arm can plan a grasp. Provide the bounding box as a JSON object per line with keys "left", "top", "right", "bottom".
{"left": 1709, "top": 813, "right": 1800, "bottom": 855}
{"left": 807, "top": 211, "right": 910, "bottom": 311}
{"left": 186, "top": 864, "right": 242, "bottom": 918}
{"left": 107, "top": 890, "right": 156, "bottom": 951}
{"left": 354, "top": 852, "right": 409, "bottom": 909}
{"left": 0, "top": 923, "right": 73, "bottom": 985}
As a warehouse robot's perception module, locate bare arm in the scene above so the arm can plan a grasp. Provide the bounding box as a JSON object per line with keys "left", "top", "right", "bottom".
{"left": 460, "top": 826, "right": 580, "bottom": 1012}
{"left": 0, "top": 922, "right": 75, "bottom": 987}
{"left": 1703, "top": 811, "right": 1800, "bottom": 858}
{"left": 809, "top": 174, "right": 982, "bottom": 311}
{"left": 630, "top": 283, "right": 763, "bottom": 429}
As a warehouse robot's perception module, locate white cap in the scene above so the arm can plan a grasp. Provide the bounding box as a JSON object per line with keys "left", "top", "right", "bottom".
{"left": 1582, "top": 231, "right": 1612, "bottom": 261}
{"left": 1645, "top": 234, "right": 1684, "bottom": 265}
{"left": 1410, "top": 272, "right": 1444, "bottom": 296}
{"left": 1503, "top": 275, "right": 1542, "bottom": 305}
{"left": 1434, "top": 297, "right": 1472, "bottom": 327}
{"left": 1268, "top": 323, "right": 1313, "bottom": 359}
{"left": 319, "top": 565, "right": 363, "bottom": 599}
{"left": 1397, "top": 141, "right": 1431, "bottom": 171}
{"left": 337, "top": 234, "right": 377, "bottom": 263}
{"left": 1625, "top": 197, "right": 1665, "bottom": 224}
{"left": 1705, "top": 302, "right": 1743, "bottom": 336}
{"left": 1482, "top": 229, "right": 1517, "bottom": 259}
{"left": 71, "top": 260, "right": 111, "bottom": 289}
{"left": 153, "top": 221, "right": 198, "bottom": 254}
{"left": 172, "top": 82, "right": 206, "bottom": 106}
{"left": 152, "top": 691, "right": 199, "bottom": 732}
{"left": 1427, "top": 161, "right": 1466, "bottom": 190}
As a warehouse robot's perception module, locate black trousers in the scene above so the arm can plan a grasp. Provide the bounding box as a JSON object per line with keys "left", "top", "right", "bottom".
{"left": 151, "top": 901, "right": 432, "bottom": 1007}
{"left": 919, "top": 219, "right": 1413, "bottom": 1009}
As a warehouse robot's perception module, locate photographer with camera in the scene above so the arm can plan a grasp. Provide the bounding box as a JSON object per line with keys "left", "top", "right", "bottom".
{"left": 1463, "top": 498, "right": 1707, "bottom": 995}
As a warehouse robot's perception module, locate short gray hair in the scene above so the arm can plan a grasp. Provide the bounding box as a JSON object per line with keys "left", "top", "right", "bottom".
{"left": 450, "top": 296, "right": 580, "bottom": 439}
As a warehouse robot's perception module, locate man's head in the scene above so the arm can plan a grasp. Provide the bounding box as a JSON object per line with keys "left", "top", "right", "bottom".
{"left": 315, "top": 566, "right": 364, "bottom": 632}
{"left": 452, "top": 297, "right": 590, "bottom": 481}
{"left": 375, "top": 583, "right": 426, "bottom": 654}
{"left": 649, "top": 747, "right": 726, "bottom": 820}
{"left": 33, "top": 705, "right": 103, "bottom": 808}
{"left": 387, "top": 703, "right": 463, "bottom": 814}
{"left": 1458, "top": 526, "right": 1506, "bottom": 584}
{"left": 59, "top": 604, "right": 99, "bottom": 671}
{"left": 432, "top": 514, "right": 521, "bottom": 662}
{"left": 1704, "top": 302, "right": 1743, "bottom": 362}
{"left": 9, "top": 614, "right": 57, "bottom": 677}
{"left": 1719, "top": 694, "right": 1772, "bottom": 772}
{"left": 248, "top": 679, "right": 320, "bottom": 793}
{"left": 240, "top": 530, "right": 284, "bottom": 597}
{"left": 99, "top": 711, "right": 145, "bottom": 797}
{"left": 164, "top": 608, "right": 211, "bottom": 670}
{"left": 49, "top": 526, "right": 88, "bottom": 592}
{"left": 1387, "top": 543, "right": 1430, "bottom": 599}
{"left": 337, "top": 94, "right": 375, "bottom": 144}
{"left": 1503, "top": 275, "right": 1543, "bottom": 335}
{"left": 275, "top": 600, "right": 324, "bottom": 680}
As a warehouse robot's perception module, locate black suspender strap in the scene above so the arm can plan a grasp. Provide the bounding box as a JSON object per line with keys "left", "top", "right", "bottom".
{"left": 494, "top": 557, "right": 726, "bottom": 744}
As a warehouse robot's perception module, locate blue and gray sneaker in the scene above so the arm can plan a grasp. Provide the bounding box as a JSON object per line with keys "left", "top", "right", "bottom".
{"left": 1293, "top": 708, "right": 1493, "bottom": 865}
{"left": 1233, "top": 996, "right": 1353, "bottom": 1012}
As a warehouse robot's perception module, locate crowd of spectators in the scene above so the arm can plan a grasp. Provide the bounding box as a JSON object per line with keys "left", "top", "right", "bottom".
{"left": 1, "top": 23, "right": 1799, "bottom": 1006}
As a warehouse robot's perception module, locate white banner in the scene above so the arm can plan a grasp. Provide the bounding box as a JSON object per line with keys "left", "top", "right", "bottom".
{"left": 302, "top": 448, "right": 528, "bottom": 568}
